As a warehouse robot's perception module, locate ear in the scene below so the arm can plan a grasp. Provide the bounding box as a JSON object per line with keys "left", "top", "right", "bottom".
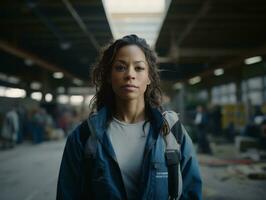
{"left": 147, "top": 77, "right": 151, "bottom": 85}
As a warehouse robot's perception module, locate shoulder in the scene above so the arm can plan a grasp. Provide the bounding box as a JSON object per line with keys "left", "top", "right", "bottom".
{"left": 163, "top": 111, "right": 194, "bottom": 145}
{"left": 66, "top": 120, "right": 89, "bottom": 148}
{"left": 66, "top": 124, "right": 82, "bottom": 144}
{"left": 162, "top": 110, "right": 180, "bottom": 128}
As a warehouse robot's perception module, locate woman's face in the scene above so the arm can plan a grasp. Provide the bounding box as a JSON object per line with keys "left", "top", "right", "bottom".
{"left": 111, "top": 45, "right": 151, "bottom": 102}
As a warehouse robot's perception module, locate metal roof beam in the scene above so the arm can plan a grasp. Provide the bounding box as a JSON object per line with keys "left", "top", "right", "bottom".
{"left": 176, "top": 0, "right": 211, "bottom": 46}
{"left": 62, "top": 0, "right": 100, "bottom": 51}
{"left": 184, "top": 46, "right": 266, "bottom": 81}
{"left": 0, "top": 16, "right": 108, "bottom": 24}
{"left": 158, "top": 48, "right": 266, "bottom": 62}
{"left": 0, "top": 40, "right": 82, "bottom": 81}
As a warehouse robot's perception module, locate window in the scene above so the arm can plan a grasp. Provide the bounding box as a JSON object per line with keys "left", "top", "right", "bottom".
{"left": 211, "top": 82, "right": 237, "bottom": 105}
{"left": 242, "top": 76, "right": 264, "bottom": 105}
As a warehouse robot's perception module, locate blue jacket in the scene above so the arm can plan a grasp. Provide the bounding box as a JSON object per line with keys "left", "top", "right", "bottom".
{"left": 57, "top": 107, "right": 202, "bottom": 200}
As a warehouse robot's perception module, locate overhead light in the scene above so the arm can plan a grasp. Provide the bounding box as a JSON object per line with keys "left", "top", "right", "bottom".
{"left": 60, "top": 42, "right": 71, "bottom": 50}
{"left": 30, "top": 82, "right": 42, "bottom": 90}
{"left": 189, "top": 76, "right": 201, "bottom": 85}
{"left": 214, "top": 68, "right": 224, "bottom": 76}
{"left": 57, "top": 86, "right": 65, "bottom": 94}
{"left": 7, "top": 76, "right": 20, "bottom": 84}
{"left": 0, "top": 73, "right": 20, "bottom": 84}
{"left": 0, "top": 86, "right": 6, "bottom": 96}
{"left": 73, "top": 78, "right": 83, "bottom": 86}
{"left": 244, "top": 56, "right": 262, "bottom": 65}
{"left": 53, "top": 72, "right": 64, "bottom": 79}
{"left": 68, "top": 87, "right": 93, "bottom": 95}
{"left": 70, "top": 95, "right": 84, "bottom": 106}
{"left": 57, "top": 95, "right": 69, "bottom": 104}
{"left": 5, "top": 88, "right": 26, "bottom": 98}
{"left": 0, "top": 73, "right": 7, "bottom": 81}
{"left": 172, "top": 82, "right": 183, "bottom": 90}
{"left": 45, "top": 93, "right": 53, "bottom": 102}
{"left": 31, "top": 92, "right": 42, "bottom": 101}
{"left": 24, "top": 59, "right": 34, "bottom": 66}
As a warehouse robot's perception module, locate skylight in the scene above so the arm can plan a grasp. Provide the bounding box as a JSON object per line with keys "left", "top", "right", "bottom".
{"left": 102, "top": 0, "right": 169, "bottom": 47}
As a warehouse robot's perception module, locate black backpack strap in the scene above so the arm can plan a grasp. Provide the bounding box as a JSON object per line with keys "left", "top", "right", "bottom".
{"left": 165, "top": 149, "right": 179, "bottom": 200}
{"left": 164, "top": 117, "right": 184, "bottom": 200}
{"left": 171, "top": 120, "right": 183, "bottom": 144}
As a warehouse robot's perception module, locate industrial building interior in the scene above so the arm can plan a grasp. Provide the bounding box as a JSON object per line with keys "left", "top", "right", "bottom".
{"left": 0, "top": 0, "right": 266, "bottom": 199}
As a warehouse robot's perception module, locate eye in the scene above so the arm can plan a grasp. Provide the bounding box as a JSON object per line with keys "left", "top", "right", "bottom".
{"left": 135, "top": 66, "right": 145, "bottom": 71}
{"left": 114, "top": 65, "right": 126, "bottom": 72}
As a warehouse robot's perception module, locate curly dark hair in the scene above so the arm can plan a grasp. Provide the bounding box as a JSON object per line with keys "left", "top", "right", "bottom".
{"left": 90, "top": 34, "right": 163, "bottom": 114}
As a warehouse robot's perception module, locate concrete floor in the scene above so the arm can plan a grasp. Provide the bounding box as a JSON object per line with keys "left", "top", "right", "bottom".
{"left": 200, "top": 143, "right": 266, "bottom": 200}
{"left": 201, "top": 160, "right": 266, "bottom": 200}
{"left": 0, "top": 140, "right": 265, "bottom": 200}
{"left": 0, "top": 140, "right": 65, "bottom": 200}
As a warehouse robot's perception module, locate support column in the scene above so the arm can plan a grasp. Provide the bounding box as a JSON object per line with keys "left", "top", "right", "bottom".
{"left": 178, "top": 82, "right": 186, "bottom": 122}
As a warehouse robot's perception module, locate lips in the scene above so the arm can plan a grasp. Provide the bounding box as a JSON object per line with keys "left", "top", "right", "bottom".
{"left": 121, "top": 84, "right": 138, "bottom": 91}
{"left": 122, "top": 84, "right": 138, "bottom": 88}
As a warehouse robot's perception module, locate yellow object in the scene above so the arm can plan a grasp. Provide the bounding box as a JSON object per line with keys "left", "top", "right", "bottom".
{"left": 221, "top": 104, "right": 247, "bottom": 129}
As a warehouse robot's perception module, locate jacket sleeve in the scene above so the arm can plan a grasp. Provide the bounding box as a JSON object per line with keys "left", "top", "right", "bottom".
{"left": 180, "top": 125, "right": 202, "bottom": 200}
{"left": 56, "top": 127, "right": 84, "bottom": 200}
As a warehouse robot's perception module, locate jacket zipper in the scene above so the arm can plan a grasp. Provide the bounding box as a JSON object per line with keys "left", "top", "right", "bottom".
{"left": 140, "top": 140, "right": 156, "bottom": 199}
{"left": 113, "top": 158, "right": 128, "bottom": 200}
{"left": 88, "top": 120, "right": 128, "bottom": 199}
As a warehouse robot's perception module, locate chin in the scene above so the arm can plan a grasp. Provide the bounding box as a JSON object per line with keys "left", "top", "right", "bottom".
{"left": 117, "top": 94, "right": 142, "bottom": 101}
{"left": 120, "top": 95, "right": 138, "bottom": 100}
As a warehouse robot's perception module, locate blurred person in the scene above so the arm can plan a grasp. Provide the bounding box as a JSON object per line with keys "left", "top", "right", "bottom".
{"left": 57, "top": 35, "right": 202, "bottom": 200}
{"left": 16, "top": 105, "right": 27, "bottom": 143}
{"left": 208, "top": 105, "right": 222, "bottom": 137}
{"left": 57, "top": 110, "right": 70, "bottom": 135}
{"left": 0, "top": 108, "right": 19, "bottom": 148}
{"left": 67, "top": 109, "right": 81, "bottom": 134}
{"left": 259, "top": 118, "right": 266, "bottom": 149}
{"left": 225, "top": 121, "right": 236, "bottom": 142}
{"left": 241, "top": 106, "right": 264, "bottom": 139}
{"left": 254, "top": 106, "right": 264, "bottom": 117}
{"left": 42, "top": 109, "right": 58, "bottom": 140}
{"left": 29, "top": 107, "right": 45, "bottom": 144}
{"left": 194, "top": 105, "right": 212, "bottom": 154}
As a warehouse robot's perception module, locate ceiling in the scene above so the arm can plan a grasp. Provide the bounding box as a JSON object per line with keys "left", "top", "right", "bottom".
{"left": 1, "top": 0, "right": 266, "bottom": 94}
{"left": 0, "top": 0, "right": 112, "bottom": 91}
{"left": 155, "top": 0, "right": 266, "bottom": 82}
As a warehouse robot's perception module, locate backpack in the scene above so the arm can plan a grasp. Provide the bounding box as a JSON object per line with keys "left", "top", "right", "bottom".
{"left": 79, "top": 111, "right": 183, "bottom": 200}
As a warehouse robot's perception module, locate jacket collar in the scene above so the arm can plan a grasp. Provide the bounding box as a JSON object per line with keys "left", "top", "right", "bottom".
{"left": 89, "top": 106, "right": 164, "bottom": 140}
{"left": 88, "top": 107, "right": 109, "bottom": 142}
{"left": 150, "top": 107, "right": 164, "bottom": 135}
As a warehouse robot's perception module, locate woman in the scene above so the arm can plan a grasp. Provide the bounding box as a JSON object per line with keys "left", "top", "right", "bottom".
{"left": 56, "top": 35, "right": 202, "bottom": 200}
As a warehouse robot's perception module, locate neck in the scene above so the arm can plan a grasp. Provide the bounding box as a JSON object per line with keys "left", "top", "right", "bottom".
{"left": 114, "top": 99, "right": 146, "bottom": 123}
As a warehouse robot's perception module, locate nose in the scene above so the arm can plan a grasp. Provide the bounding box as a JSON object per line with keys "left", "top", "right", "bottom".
{"left": 124, "top": 67, "right": 136, "bottom": 80}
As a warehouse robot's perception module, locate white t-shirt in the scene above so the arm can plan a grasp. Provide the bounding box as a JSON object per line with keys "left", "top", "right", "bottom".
{"left": 107, "top": 118, "right": 150, "bottom": 200}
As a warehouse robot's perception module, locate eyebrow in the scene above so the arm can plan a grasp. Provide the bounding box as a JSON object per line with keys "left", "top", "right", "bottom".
{"left": 114, "top": 59, "right": 146, "bottom": 64}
